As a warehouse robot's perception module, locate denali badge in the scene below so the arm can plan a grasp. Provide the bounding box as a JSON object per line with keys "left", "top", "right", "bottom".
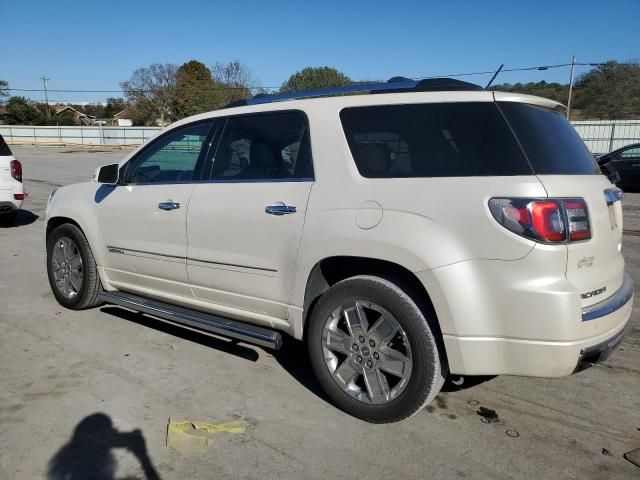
{"left": 581, "top": 286, "right": 606, "bottom": 299}
{"left": 577, "top": 256, "right": 594, "bottom": 268}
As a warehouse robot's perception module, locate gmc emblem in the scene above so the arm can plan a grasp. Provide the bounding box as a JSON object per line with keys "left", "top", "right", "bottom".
{"left": 581, "top": 287, "right": 607, "bottom": 299}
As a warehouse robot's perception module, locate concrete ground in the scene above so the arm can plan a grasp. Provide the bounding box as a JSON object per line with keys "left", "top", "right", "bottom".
{"left": 1, "top": 146, "right": 639, "bottom": 479}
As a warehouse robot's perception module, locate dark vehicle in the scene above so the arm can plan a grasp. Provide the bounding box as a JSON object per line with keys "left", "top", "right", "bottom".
{"left": 597, "top": 143, "right": 640, "bottom": 191}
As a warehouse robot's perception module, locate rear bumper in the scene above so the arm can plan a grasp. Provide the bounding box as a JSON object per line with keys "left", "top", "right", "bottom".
{"left": 439, "top": 274, "right": 635, "bottom": 377}
{"left": 0, "top": 190, "right": 23, "bottom": 211}
{"left": 574, "top": 309, "right": 635, "bottom": 373}
{"left": 0, "top": 200, "right": 22, "bottom": 212}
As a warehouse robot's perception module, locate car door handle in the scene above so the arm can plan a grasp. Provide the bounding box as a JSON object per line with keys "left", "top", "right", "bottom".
{"left": 632, "top": 163, "right": 640, "bottom": 167}
{"left": 265, "top": 203, "right": 297, "bottom": 215}
{"left": 158, "top": 200, "right": 181, "bottom": 210}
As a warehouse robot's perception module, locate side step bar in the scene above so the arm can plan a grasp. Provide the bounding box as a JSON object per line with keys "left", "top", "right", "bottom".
{"left": 99, "top": 291, "right": 283, "bottom": 350}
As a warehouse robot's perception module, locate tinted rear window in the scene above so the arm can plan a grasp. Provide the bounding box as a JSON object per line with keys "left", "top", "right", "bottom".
{"left": 340, "top": 103, "right": 532, "bottom": 178}
{"left": 0, "top": 135, "right": 12, "bottom": 156}
{"left": 498, "top": 102, "right": 600, "bottom": 174}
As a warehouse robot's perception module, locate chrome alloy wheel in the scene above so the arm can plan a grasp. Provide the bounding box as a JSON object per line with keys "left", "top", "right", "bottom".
{"left": 51, "top": 236, "right": 83, "bottom": 299}
{"left": 322, "top": 300, "right": 413, "bottom": 404}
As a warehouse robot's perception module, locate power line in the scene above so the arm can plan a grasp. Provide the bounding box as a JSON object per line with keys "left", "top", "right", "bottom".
{"left": 6, "top": 86, "right": 279, "bottom": 93}
{"left": 6, "top": 61, "right": 638, "bottom": 96}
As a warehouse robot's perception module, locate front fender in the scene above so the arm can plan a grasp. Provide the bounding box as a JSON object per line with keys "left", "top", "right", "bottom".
{"left": 45, "top": 182, "right": 103, "bottom": 265}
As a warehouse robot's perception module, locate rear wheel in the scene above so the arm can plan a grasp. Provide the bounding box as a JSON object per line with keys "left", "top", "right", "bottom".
{"left": 308, "top": 275, "right": 443, "bottom": 423}
{"left": 47, "top": 223, "right": 103, "bottom": 309}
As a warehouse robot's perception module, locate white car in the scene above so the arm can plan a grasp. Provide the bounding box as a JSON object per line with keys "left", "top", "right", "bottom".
{"left": 0, "top": 135, "right": 25, "bottom": 223}
{"left": 44, "top": 78, "right": 635, "bottom": 423}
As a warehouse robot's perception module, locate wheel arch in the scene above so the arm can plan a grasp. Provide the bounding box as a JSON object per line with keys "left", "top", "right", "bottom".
{"left": 301, "top": 256, "right": 447, "bottom": 370}
{"left": 46, "top": 216, "right": 83, "bottom": 236}
{"left": 46, "top": 214, "right": 106, "bottom": 279}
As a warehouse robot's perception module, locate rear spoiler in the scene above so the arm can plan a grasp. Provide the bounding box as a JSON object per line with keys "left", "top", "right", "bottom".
{"left": 492, "top": 91, "right": 567, "bottom": 115}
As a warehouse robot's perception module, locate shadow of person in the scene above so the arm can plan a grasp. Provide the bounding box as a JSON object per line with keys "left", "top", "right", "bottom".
{"left": 47, "top": 413, "right": 161, "bottom": 480}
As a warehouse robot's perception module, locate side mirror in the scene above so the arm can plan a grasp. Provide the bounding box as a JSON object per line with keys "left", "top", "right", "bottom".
{"left": 598, "top": 160, "right": 621, "bottom": 186}
{"left": 96, "top": 163, "right": 120, "bottom": 185}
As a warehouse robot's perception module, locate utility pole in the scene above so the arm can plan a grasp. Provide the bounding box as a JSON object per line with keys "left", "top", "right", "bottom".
{"left": 567, "top": 56, "right": 576, "bottom": 120}
{"left": 40, "top": 75, "right": 50, "bottom": 118}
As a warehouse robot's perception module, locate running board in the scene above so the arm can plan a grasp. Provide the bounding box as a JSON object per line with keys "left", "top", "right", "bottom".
{"left": 98, "top": 291, "right": 282, "bottom": 350}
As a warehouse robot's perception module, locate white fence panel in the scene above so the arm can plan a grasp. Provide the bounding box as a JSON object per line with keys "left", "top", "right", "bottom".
{"left": 1, "top": 121, "right": 639, "bottom": 154}
{"left": 0, "top": 125, "right": 162, "bottom": 146}
{"left": 571, "top": 120, "right": 640, "bottom": 154}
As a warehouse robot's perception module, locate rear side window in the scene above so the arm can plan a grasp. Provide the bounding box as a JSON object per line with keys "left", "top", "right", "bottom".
{"left": 620, "top": 147, "right": 640, "bottom": 159}
{"left": 0, "top": 135, "right": 12, "bottom": 156}
{"left": 498, "top": 102, "right": 600, "bottom": 175}
{"left": 210, "top": 111, "right": 313, "bottom": 180}
{"left": 340, "top": 103, "right": 532, "bottom": 178}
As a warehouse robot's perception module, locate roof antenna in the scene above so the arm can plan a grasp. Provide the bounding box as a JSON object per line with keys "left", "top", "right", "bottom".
{"left": 485, "top": 64, "right": 504, "bottom": 89}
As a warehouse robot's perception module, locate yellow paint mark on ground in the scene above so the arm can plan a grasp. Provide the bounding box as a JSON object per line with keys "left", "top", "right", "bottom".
{"left": 166, "top": 419, "right": 248, "bottom": 455}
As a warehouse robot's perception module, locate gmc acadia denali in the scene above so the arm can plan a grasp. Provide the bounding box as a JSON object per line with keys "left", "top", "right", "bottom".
{"left": 45, "top": 78, "right": 635, "bottom": 423}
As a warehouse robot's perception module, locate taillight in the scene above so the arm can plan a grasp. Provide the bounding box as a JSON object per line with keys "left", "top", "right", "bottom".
{"left": 489, "top": 198, "right": 590, "bottom": 243}
{"left": 530, "top": 201, "right": 565, "bottom": 241}
{"left": 10, "top": 160, "right": 22, "bottom": 182}
{"left": 564, "top": 199, "right": 591, "bottom": 241}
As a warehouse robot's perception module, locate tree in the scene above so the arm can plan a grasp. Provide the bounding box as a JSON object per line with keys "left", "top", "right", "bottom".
{"left": 82, "top": 102, "right": 107, "bottom": 119}
{"left": 211, "top": 61, "right": 254, "bottom": 105}
{"left": 120, "top": 63, "right": 178, "bottom": 126}
{"left": 0, "top": 80, "right": 9, "bottom": 103}
{"left": 175, "top": 60, "right": 220, "bottom": 118}
{"left": 52, "top": 110, "right": 78, "bottom": 126}
{"left": 280, "top": 66, "right": 352, "bottom": 93}
{"left": 573, "top": 61, "right": 640, "bottom": 119}
{"left": 491, "top": 81, "right": 570, "bottom": 104}
{"left": 104, "top": 97, "right": 128, "bottom": 119}
{"left": 2, "top": 96, "right": 45, "bottom": 125}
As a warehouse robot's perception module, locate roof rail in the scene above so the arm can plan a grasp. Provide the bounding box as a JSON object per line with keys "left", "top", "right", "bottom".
{"left": 224, "top": 77, "right": 483, "bottom": 108}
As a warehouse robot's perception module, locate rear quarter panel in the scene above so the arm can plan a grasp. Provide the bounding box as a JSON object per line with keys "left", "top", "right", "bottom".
{"left": 290, "top": 105, "right": 546, "bottom": 313}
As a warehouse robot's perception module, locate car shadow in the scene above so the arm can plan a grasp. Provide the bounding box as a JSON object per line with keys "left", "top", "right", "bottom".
{"left": 99, "top": 307, "right": 484, "bottom": 407}
{"left": 273, "top": 335, "right": 333, "bottom": 404}
{"left": 47, "top": 413, "right": 161, "bottom": 480}
{"left": 0, "top": 209, "right": 39, "bottom": 228}
{"left": 100, "top": 306, "right": 332, "bottom": 404}
{"left": 442, "top": 374, "right": 497, "bottom": 392}
{"left": 100, "top": 306, "right": 260, "bottom": 362}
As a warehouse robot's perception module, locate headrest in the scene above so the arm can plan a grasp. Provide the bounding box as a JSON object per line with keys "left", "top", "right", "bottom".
{"left": 250, "top": 140, "right": 279, "bottom": 169}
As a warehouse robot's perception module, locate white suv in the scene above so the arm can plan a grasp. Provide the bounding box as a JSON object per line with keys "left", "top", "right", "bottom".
{"left": 0, "top": 135, "right": 25, "bottom": 223}
{"left": 45, "top": 78, "right": 635, "bottom": 423}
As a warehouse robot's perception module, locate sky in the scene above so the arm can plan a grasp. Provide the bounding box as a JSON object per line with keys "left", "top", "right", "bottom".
{"left": 2, "top": 0, "right": 639, "bottom": 104}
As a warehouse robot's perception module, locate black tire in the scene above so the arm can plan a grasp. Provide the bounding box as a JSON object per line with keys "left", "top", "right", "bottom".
{"left": 308, "top": 275, "right": 443, "bottom": 423}
{"left": 46, "top": 223, "right": 103, "bottom": 310}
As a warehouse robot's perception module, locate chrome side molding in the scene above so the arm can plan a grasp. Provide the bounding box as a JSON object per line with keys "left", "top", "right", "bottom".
{"left": 582, "top": 274, "right": 634, "bottom": 321}
{"left": 99, "top": 291, "right": 282, "bottom": 350}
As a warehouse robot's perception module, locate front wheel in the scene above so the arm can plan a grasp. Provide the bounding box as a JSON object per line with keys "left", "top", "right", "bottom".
{"left": 46, "top": 223, "right": 103, "bottom": 310}
{"left": 308, "top": 275, "right": 444, "bottom": 423}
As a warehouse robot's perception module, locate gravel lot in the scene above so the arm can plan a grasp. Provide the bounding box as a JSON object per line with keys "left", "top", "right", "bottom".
{"left": 1, "top": 146, "right": 639, "bottom": 479}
